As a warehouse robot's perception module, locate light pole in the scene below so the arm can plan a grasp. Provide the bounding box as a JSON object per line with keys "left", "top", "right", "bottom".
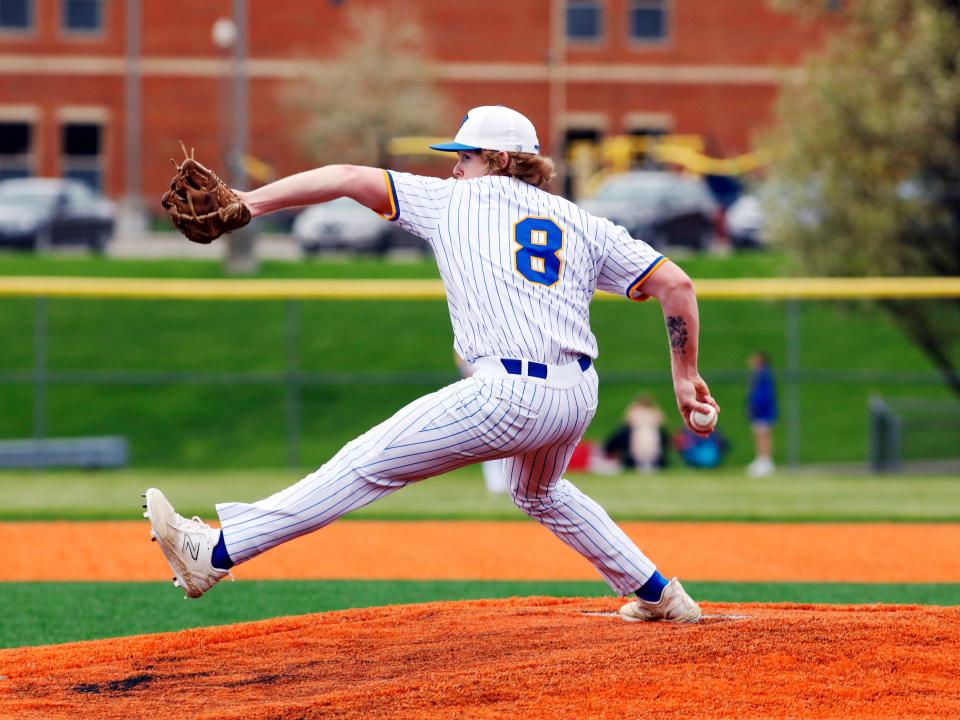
{"left": 549, "top": 0, "right": 568, "bottom": 196}
{"left": 212, "top": 4, "right": 258, "bottom": 275}
{"left": 120, "top": 0, "right": 146, "bottom": 237}
{"left": 211, "top": 17, "right": 236, "bottom": 170}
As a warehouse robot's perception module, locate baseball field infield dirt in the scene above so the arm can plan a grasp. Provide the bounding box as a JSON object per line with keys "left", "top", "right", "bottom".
{"left": 2, "top": 520, "right": 958, "bottom": 718}
{"left": 3, "top": 520, "right": 960, "bottom": 582}
{"left": 1, "top": 598, "right": 958, "bottom": 719}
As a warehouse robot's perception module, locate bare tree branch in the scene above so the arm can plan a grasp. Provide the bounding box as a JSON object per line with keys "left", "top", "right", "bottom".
{"left": 278, "top": 6, "right": 449, "bottom": 168}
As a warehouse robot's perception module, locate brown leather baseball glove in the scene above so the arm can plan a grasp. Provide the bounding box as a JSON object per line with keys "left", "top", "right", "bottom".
{"left": 160, "top": 143, "right": 251, "bottom": 244}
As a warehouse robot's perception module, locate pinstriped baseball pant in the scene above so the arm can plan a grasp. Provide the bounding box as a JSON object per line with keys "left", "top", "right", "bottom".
{"left": 216, "top": 366, "right": 657, "bottom": 596}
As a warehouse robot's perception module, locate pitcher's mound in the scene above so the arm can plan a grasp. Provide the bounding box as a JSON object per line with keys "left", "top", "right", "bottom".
{"left": 2, "top": 597, "right": 958, "bottom": 719}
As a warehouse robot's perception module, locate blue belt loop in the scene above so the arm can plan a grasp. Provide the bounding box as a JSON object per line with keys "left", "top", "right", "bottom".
{"left": 527, "top": 361, "right": 548, "bottom": 379}
{"left": 498, "top": 356, "right": 591, "bottom": 378}
{"left": 500, "top": 358, "right": 522, "bottom": 375}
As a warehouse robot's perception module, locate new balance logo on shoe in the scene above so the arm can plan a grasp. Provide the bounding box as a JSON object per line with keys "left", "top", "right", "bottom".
{"left": 182, "top": 534, "right": 201, "bottom": 561}
{"left": 143, "top": 488, "right": 229, "bottom": 599}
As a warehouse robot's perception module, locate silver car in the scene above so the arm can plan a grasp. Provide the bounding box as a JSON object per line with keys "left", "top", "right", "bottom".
{"left": 291, "top": 196, "right": 427, "bottom": 256}
{"left": 0, "top": 177, "right": 116, "bottom": 253}
{"left": 725, "top": 192, "right": 765, "bottom": 249}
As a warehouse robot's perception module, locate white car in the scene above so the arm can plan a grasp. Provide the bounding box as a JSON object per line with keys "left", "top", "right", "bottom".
{"left": 725, "top": 193, "right": 765, "bottom": 249}
{"left": 291, "top": 197, "right": 426, "bottom": 256}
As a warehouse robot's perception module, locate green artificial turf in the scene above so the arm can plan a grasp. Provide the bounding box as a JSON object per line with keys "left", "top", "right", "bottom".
{"left": 1, "top": 579, "right": 957, "bottom": 649}
{"left": 1, "top": 467, "right": 959, "bottom": 522}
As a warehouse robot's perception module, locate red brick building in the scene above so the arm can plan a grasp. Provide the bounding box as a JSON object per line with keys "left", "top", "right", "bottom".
{"left": 0, "top": 0, "right": 837, "bottom": 207}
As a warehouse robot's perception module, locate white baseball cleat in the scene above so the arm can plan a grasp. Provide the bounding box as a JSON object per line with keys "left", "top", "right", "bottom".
{"left": 143, "top": 487, "right": 229, "bottom": 599}
{"left": 619, "top": 577, "right": 701, "bottom": 623}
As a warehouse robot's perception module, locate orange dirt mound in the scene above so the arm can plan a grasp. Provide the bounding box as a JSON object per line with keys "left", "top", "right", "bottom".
{"left": 1, "top": 598, "right": 958, "bottom": 719}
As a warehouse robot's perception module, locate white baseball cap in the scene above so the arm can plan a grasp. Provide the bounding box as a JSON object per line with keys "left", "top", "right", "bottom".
{"left": 430, "top": 106, "right": 541, "bottom": 154}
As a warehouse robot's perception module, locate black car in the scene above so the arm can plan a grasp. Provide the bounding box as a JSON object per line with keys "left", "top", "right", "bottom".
{"left": 0, "top": 177, "right": 116, "bottom": 253}
{"left": 579, "top": 171, "right": 720, "bottom": 251}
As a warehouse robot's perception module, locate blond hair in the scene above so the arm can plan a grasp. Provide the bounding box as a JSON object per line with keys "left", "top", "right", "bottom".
{"left": 479, "top": 150, "right": 556, "bottom": 191}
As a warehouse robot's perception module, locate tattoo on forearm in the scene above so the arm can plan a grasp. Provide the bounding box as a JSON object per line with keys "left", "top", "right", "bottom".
{"left": 667, "top": 316, "right": 688, "bottom": 355}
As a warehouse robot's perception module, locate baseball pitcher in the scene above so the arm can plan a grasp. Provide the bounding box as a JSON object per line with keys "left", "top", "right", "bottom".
{"left": 147, "top": 105, "right": 720, "bottom": 623}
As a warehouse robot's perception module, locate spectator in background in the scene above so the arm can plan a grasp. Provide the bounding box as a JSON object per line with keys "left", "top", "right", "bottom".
{"left": 602, "top": 393, "right": 668, "bottom": 472}
{"left": 625, "top": 393, "right": 667, "bottom": 472}
{"left": 673, "top": 425, "right": 728, "bottom": 469}
{"left": 746, "top": 350, "right": 778, "bottom": 477}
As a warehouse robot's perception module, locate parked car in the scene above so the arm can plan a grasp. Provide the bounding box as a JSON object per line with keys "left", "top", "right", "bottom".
{"left": 725, "top": 192, "right": 765, "bottom": 249}
{"left": 579, "top": 171, "right": 720, "bottom": 251}
{"left": 291, "top": 197, "right": 428, "bottom": 256}
{"left": 0, "top": 177, "right": 116, "bottom": 253}
{"left": 727, "top": 178, "right": 830, "bottom": 250}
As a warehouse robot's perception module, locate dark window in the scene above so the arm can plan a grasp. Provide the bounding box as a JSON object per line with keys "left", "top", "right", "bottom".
{"left": 63, "top": 123, "right": 101, "bottom": 156}
{"left": 563, "top": 127, "right": 603, "bottom": 197}
{"left": 0, "top": 122, "right": 30, "bottom": 155}
{"left": 566, "top": 1, "right": 602, "bottom": 41}
{"left": 628, "top": 127, "right": 667, "bottom": 139}
{"left": 0, "top": 121, "right": 32, "bottom": 179}
{"left": 565, "top": 128, "right": 601, "bottom": 146}
{"left": 627, "top": 127, "right": 668, "bottom": 168}
{"left": 63, "top": 0, "right": 101, "bottom": 31}
{"left": 629, "top": 0, "right": 668, "bottom": 42}
{"left": 0, "top": 168, "right": 30, "bottom": 180}
{"left": 0, "top": 0, "right": 31, "bottom": 29}
{"left": 62, "top": 122, "right": 102, "bottom": 190}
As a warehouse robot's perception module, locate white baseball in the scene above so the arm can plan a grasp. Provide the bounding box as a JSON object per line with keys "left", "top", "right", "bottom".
{"left": 690, "top": 406, "right": 717, "bottom": 432}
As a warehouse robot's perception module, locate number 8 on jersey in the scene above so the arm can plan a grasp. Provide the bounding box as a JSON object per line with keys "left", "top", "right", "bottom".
{"left": 514, "top": 216, "right": 564, "bottom": 287}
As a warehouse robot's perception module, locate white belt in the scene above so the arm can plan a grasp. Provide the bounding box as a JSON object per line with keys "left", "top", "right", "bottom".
{"left": 471, "top": 355, "right": 592, "bottom": 389}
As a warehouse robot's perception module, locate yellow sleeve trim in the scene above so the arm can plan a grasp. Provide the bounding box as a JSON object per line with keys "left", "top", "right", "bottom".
{"left": 627, "top": 256, "right": 669, "bottom": 302}
{"left": 381, "top": 169, "right": 399, "bottom": 221}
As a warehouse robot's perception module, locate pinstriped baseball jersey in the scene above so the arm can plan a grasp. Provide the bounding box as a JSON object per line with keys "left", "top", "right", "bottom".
{"left": 382, "top": 171, "right": 666, "bottom": 365}
{"left": 214, "top": 170, "right": 671, "bottom": 598}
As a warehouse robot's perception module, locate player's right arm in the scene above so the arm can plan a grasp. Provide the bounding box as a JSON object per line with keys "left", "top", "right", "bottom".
{"left": 593, "top": 216, "right": 718, "bottom": 435}
{"left": 235, "top": 165, "right": 392, "bottom": 218}
{"left": 640, "top": 261, "right": 719, "bottom": 435}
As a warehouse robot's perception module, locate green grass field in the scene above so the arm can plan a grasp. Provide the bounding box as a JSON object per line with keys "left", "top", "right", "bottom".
{"left": 0, "top": 249, "right": 789, "bottom": 279}
{"left": 2, "top": 467, "right": 959, "bottom": 522}
{"left": 1, "top": 252, "right": 955, "bottom": 469}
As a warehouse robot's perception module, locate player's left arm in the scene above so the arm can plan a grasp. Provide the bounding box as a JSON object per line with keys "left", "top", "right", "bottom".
{"left": 640, "top": 261, "right": 720, "bottom": 434}
{"left": 235, "top": 165, "right": 392, "bottom": 218}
